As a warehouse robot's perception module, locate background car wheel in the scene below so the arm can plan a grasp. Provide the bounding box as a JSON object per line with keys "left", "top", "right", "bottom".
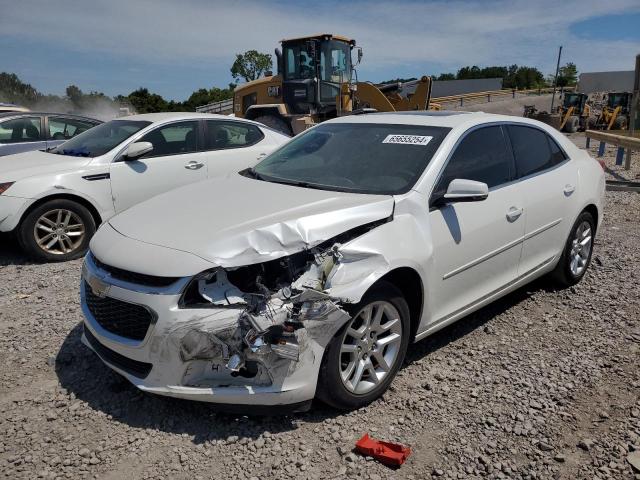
{"left": 253, "top": 115, "right": 292, "bottom": 136}
{"left": 551, "top": 210, "right": 595, "bottom": 287}
{"left": 18, "top": 199, "right": 95, "bottom": 262}
{"left": 316, "top": 281, "right": 410, "bottom": 410}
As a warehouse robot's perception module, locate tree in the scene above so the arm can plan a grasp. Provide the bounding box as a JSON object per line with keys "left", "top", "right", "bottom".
{"left": 230, "top": 50, "right": 273, "bottom": 83}
{"left": 436, "top": 73, "right": 455, "bottom": 81}
{"left": 0, "top": 72, "right": 39, "bottom": 105}
{"left": 556, "top": 62, "right": 578, "bottom": 87}
{"left": 127, "top": 88, "right": 168, "bottom": 113}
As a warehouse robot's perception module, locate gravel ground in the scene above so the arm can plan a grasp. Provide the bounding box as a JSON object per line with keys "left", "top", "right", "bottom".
{"left": 448, "top": 94, "right": 555, "bottom": 115}
{"left": 1, "top": 137, "right": 639, "bottom": 480}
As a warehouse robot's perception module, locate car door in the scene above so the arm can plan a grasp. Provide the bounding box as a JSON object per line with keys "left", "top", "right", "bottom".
{"left": 202, "top": 120, "right": 270, "bottom": 176}
{"left": 0, "top": 115, "right": 47, "bottom": 156}
{"left": 109, "top": 120, "right": 208, "bottom": 213}
{"left": 429, "top": 125, "right": 525, "bottom": 323}
{"left": 46, "top": 116, "right": 99, "bottom": 150}
{"left": 505, "top": 125, "right": 579, "bottom": 276}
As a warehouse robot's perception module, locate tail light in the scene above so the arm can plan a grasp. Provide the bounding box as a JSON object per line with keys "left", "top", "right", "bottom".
{"left": 596, "top": 159, "right": 606, "bottom": 171}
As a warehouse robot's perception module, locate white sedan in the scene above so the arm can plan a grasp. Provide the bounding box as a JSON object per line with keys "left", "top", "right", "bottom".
{"left": 0, "top": 113, "right": 289, "bottom": 261}
{"left": 80, "top": 111, "right": 605, "bottom": 411}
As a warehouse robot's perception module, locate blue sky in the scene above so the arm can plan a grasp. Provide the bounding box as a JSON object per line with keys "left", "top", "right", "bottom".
{"left": 1, "top": 0, "right": 639, "bottom": 101}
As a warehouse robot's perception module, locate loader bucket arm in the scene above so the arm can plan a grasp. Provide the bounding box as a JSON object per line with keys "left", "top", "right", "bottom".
{"left": 407, "top": 76, "right": 432, "bottom": 110}
{"left": 355, "top": 82, "right": 396, "bottom": 112}
{"left": 354, "top": 76, "right": 432, "bottom": 112}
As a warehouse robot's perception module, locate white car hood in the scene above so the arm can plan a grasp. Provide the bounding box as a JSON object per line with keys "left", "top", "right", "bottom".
{"left": 107, "top": 173, "right": 395, "bottom": 269}
{"left": 0, "top": 150, "right": 91, "bottom": 182}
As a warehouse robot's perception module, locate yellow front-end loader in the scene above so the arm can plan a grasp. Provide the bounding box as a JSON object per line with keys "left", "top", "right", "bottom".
{"left": 232, "top": 34, "right": 434, "bottom": 135}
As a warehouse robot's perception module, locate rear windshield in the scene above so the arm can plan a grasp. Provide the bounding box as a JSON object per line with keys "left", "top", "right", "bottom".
{"left": 52, "top": 120, "right": 150, "bottom": 157}
{"left": 252, "top": 123, "right": 450, "bottom": 194}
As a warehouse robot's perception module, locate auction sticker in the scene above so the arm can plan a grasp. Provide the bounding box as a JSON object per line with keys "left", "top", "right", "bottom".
{"left": 382, "top": 134, "right": 433, "bottom": 145}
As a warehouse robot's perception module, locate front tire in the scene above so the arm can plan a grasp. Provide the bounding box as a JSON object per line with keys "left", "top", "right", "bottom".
{"left": 551, "top": 211, "right": 595, "bottom": 287}
{"left": 564, "top": 115, "right": 579, "bottom": 133}
{"left": 316, "top": 282, "right": 410, "bottom": 410}
{"left": 18, "top": 199, "right": 95, "bottom": 262}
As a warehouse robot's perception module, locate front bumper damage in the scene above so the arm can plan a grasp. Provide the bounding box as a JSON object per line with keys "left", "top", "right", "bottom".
{"left": 80, "top": 224, "right": 389, "bottom": 407}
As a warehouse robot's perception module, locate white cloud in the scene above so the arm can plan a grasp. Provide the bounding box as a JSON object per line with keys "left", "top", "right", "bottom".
{"left": 2, "top": 0, "right": 639, "bottom": 81}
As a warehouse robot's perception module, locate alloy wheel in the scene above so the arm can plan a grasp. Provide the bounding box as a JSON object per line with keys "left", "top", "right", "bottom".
{"left": 339, "top": 301, "right": 403, "bottom": 395}
{"left": 33, "top": 209, "right": 85, "bottom": 255}
{"left": 569, "top": 220, "right": 592, "bottom": 277}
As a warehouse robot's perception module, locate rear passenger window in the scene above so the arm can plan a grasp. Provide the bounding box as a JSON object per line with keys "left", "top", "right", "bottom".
{"left": 205, "top": 121, "right": 264, "bottom": 150}
{"left": 433, "top": 125, "right": 513, "bottom": 198}
{"left": 548, "top": 136, "right": 567, "bottom": 164}
{"left": 48, "top": 117, "right": 97, "bottom": 140}
{"left": 507, "top": 125, "right": 564, "bottom": 178}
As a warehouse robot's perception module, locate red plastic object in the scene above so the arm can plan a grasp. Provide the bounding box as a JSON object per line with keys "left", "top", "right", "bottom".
{"left": 354, "top": 433, "right": 411, "bottom": 466}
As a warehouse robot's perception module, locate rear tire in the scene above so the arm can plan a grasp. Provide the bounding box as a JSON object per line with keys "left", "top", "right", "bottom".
{"left": 316, "top": 281, "right": 410, "bottom": 410}
{"left": 18, "top": 199, "right": 95, "bottom": 262}
{"left": 253, "top": 115, "right": 292, "bottom": 136}
{"left": 551, "top": 211, "right": 595, "bottom": 287}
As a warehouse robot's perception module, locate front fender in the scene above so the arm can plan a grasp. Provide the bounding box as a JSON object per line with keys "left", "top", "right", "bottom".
{"left": 326, "top": 208, "right": 433, "bottom": 323}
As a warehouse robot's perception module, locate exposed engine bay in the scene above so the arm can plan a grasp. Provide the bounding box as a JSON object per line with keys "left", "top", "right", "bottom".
{"left": 169, "top": 219, "right": 388, "bottom": 389}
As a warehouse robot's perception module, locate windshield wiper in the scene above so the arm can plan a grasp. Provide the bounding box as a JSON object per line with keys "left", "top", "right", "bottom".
{"left": 241, "top": 167, "right": 267, "bottom": 180}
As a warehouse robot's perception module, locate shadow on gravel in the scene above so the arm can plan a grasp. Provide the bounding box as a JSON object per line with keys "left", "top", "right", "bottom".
{"left": 55, "top": 323, "right": 342, "bottom": 443}
{"left": 55, "top": 278, "right": 552, "bottom": 443}
{"left": 405, "top": 279, "right": 543, "bottom": 363}
{"left": 0, "top": 233, "right": 32, "bottom": 266}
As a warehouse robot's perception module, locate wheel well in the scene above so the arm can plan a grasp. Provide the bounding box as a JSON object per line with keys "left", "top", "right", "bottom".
{"left": 245, "top": 108, "right": 282, "bottom": 122}
{"left": 20, "top": 194, "right": 102, "bottom": 229}
{"left": 377, "top": 267, "right": 423, "bottom": 341}
{"left": 583, "top": 204, "right": 599, "bottom": 233}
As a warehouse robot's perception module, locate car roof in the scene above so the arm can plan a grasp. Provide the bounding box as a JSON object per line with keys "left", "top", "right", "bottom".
{"left": 0, "top": 111, "right": 102, "bottom": 122}
{"left": 121, "top": 112, "right": 245, "bottom": 122}
{"left": 327, "top": 110, "right": 549, "bottom": 129}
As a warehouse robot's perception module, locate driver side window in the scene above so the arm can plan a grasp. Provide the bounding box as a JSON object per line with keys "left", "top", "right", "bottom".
{"left": 137, "top": 121, "right": 198, "bottom": 158}
{"left": 433, "top": 125, "right": 513, "bottom": 200}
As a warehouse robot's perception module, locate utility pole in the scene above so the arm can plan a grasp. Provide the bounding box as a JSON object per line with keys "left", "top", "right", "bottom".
{"left": 625, "top": 53, "right": 639, "bottom": 170}
{"left": 550, "top": 46, "right": 563, "bottom": 112}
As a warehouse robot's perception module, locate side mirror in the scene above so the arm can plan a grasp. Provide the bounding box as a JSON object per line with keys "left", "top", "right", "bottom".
{"left": 124, "top": 141, "right": 153, "bottom": 160}
{"left": 356, "top": 47, "right": 363, "bottom": 66}
{"left": 443, "top": 179, "right": 489, "bottom": 203}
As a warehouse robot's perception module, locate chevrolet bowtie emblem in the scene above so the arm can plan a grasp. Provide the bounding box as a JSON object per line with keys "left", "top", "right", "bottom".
{"left": 87, "top": 274, "right": 110, "bottom": 298}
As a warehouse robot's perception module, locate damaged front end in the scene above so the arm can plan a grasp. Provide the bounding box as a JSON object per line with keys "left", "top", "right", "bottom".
{"left": 164, "top": 221, "right": 388, "bottom": 393}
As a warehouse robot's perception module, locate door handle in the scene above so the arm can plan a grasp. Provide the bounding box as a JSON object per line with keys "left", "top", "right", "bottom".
{"left": 256, "top": 153, "right": 267, "bottom": 160}
{"left": 563, "top": 184, "right": 575, "bottom": 195}
{"left": 506, "top": 206, "right": 523, "bottom": 222}
{"left": 184, "top": 161, "right": 204, "bottom": 170}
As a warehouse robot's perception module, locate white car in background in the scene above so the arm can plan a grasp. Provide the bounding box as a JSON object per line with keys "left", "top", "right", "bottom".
{"left": 0, "top": 113, "right": 289, "bottom": 261}
{"left": 81, "top": 111, "right": 605, "bottom": 411}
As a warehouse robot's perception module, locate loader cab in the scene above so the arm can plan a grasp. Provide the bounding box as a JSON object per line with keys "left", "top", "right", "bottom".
{"left": 277, "top": 34, "right": 355, "bottom": 115}
{"left": 563, "top": 92, "right": 588, "bottom": 115}
{"left": 606, "top": 92, "right": 632, "bottom": 114}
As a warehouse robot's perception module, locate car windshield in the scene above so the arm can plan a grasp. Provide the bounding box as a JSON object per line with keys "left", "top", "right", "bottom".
{"left": 250, "top": 122, "right": 450, "bottom": 194}
{"left": 51, "top": 120, "right": 151, "bottom": 157}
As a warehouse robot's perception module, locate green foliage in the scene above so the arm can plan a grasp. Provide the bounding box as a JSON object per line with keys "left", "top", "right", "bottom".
{"left": 231, "top": 50, "right": 273, "bottom": 83}
{"left": 556, "top": 62, "right": 578, "bottom": 87}
{"left": 436, "top": 73, "right": 455, "bottom": 81}
{"left": 0, "top": 72, "right": 39, "bottom": 104}
{"left": 0, "top": 72, "right": 235, "bottom": 114}
{"left": 455, "top": 64, "right": 544, "bottom": 89}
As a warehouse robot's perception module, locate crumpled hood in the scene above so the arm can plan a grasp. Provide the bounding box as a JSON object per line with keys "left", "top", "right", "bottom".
{"left": 0, "top": 150, "right": 91, "bottom": 182}
{"left": 108, "top": 173, "right": 394, "bottom": 268}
